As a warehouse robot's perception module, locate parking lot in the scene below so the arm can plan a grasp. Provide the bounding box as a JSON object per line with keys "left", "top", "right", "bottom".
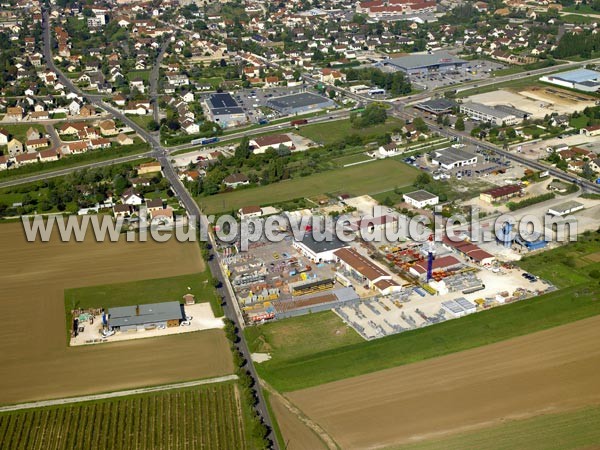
{"left": 410, "top": 60, "right": 505, "bottom": 91}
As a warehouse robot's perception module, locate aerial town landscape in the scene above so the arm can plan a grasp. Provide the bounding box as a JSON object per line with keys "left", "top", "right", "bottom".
{"left": 0, "top": 0, "right": 600, "bottom": 448}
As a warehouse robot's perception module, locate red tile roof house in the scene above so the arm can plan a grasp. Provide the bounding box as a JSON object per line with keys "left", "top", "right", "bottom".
{"left": 249, "top": 134, "right": 294, "bottom": 154}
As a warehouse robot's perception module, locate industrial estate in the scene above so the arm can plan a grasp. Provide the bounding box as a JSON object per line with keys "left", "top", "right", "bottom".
{"left": 1, "top": 0, "right": 600, "bottom": 449}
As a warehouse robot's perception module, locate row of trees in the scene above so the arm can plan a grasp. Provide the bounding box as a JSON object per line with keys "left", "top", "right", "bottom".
{"left": 344, "top": 67, "right": 412, "bottom": 96}
{"left": 350, "top": 104, "right": 387, "bottom": 128}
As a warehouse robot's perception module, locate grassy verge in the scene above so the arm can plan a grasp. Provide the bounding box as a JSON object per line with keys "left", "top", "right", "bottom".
{"left": 395, "top": 404, "right": 600, "bottom": 450}
{"left": 64, "top": 271, "right": 223, "bottom": 337}
{"left": 0, "top": 143, "right": 150, "bottom": 183}
{"left": 197, "top": 158, "right": 419, "bottom": 214}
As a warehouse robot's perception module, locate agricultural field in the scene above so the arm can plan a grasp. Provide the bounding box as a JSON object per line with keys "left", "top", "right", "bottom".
{"left": 296, "top": 118, "right": 403, "bottom": 145}
{"left": 251, "top": 283, "right": 600, "bottom": 392}
{"left": 396, "top": 404, "right": 600, "bottom": 450}
{"left": 0, "top": 222, "right": 232, "bottom": 405}
{"left": 289, "top": 315, "right": 600, "bottom": 449}
{"left": 0, "top": 383, "right": 246, "bottom": 450}
{"left": 197, "top": 159, "right": 419, "bottom": 214}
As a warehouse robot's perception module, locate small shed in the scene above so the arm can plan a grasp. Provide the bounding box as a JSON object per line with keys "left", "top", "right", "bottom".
{"left": 183, "top": 293, "right": 196, "bottom": 305}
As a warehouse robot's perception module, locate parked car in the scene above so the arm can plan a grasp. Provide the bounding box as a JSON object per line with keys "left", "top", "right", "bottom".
{"left": 180, "top": 321, "right": 191, "bottom": 327}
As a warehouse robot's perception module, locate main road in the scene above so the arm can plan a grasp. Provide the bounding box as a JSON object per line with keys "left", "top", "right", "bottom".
{"left": 41, "top": 9, "right": 278, "bottom": 448}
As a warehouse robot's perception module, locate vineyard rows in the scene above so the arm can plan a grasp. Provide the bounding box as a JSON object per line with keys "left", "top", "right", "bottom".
{"left": 0, "top": 383, "right": 246, "bottom": 450}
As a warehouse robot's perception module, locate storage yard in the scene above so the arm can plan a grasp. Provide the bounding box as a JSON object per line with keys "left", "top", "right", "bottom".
{"left": 0, "top": 222, "right": 233, "bottom": 405}
{"left": 220, "top": 204, "right": 554, "bottom": 340}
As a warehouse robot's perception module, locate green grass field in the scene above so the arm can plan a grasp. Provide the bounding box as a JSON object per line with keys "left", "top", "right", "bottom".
{"left": 197, "top": 159, "right": 419, "bottom": 214}
{"left": 297, "top": 118, "right": 403, "bottom": 145}
{"left": 65, "top": 272, "right": 223, "bottom": 334}
{"left": 395, "top": 404, "right": 600, "bottom": 450}
{"left": 0, "top": 383, "right": 246, "bottom": 450}
{"left": 246, "top": 312, "right": 362, "bottom": 362}
{"left": 331, "top": 153, "right": 373, "bottom": 167}
{"left": 248, "top": 283, "right": 600, "bottom": 392}
{"left": 127, "top": 114, "right": 154, "bottom": 130}
{"left": 519, "top": 232, "right": 600, "bottom": 288}
{"left": 1, "top": 124, "right": 45, "bottom": 143}
{"left": 127, "top": 70, "right": 150, "bottom": 82}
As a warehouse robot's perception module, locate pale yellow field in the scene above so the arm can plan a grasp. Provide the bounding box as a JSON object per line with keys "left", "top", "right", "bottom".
{"left": 0, "top": 222, "right": 232, "bottom": 405}
{"left": 289, "top": 315, "right": 600, "bottom": 449}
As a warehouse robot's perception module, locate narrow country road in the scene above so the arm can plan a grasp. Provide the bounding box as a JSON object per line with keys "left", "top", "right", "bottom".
{"left": 41, "top": 9, "right": 279, "bottom": 448}
{"left": 0, "top": 375, "right": 238, "bottom": 413}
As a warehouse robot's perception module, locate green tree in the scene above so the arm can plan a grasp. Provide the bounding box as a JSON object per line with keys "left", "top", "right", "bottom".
{"left": 455, "top": 116, "right": 465, "bottom": 131}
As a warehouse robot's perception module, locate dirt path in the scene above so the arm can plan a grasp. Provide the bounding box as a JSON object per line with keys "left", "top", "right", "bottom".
{"left": 0, "top": 375, "right": 238, "bottom": 412}
{"left": 289, "top": 315, "right": 600, "bottom": 450}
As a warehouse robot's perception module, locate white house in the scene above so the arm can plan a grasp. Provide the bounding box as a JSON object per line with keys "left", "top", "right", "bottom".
{"left": 68, "top": 100, "right": 81, "bottom": 116}
{"left": 122, "top": 189, "right": 143, "bottom": 206}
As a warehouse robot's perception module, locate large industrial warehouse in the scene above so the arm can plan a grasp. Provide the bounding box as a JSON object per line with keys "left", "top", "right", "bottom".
{"left": 377, "top": 51, "right": 468, "bottom": 75}
{"left": 266, "top": 92, "right": 336, "bottom": 115}
{"left": 108, "top": 301, "right": 184, "bottom": 332}
{"left": 205, "top": 93, "right": 247, "bottom": 128}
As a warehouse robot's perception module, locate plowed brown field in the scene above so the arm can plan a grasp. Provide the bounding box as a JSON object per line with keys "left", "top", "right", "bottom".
{"left": 0, "top": 222, "right": 232, "bottom": 405}
{"left": 289, "top": 315, "right": 600, "bottom": 450}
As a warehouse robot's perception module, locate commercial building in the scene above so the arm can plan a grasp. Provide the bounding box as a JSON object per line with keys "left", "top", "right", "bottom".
{"left": 410, "top": 255, "right": 462, "bottom": 279}
{"left": 293, "top": 233, "right": 350, "bottom": 262}
{"left": 460, "top": 102, "right": 527, "bottom": 126}
{"left": 334, "top": 247, "right": 394, "bottom": 290}
{"left": 479, "top": 184, "right": 522, "bottom": 203}
{"left": 548, "top": 201, "right": 584, "bottom": 216}
{"left": 377, "top": 51, "right": 467, "bottom": 75}
{"left": 403, "top": 190, "right": 439, "bottom": 208}
{"left": 107, "top": 301, "right": 184, "bottom": 332}
{"left": 415, "top": 98, "right": 456, "bottom": 116}
{"left": 442, "top": 236, "right": 495, "bottom": 266}
{"left": 540, "top": 68, "right": 600, "bottom": 93}
{"left": 206, "top": 93, "right": 247, "bottom": 128}
{"left": 250, "top": 134, "right": 294, "bottom": 154}
{"left": 266, "top": 92, "right": 335, "bottom": 115}
{"left": 431, "top": 147, "right": 478, "bottom": 170}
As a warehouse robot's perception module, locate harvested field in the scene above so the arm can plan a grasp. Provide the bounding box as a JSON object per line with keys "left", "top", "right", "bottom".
{"left": 269, "top": 394, "right": 328, "bottom": 450}
{"left": 289, "top": 315, "right": 600, "bottom": 450}
{"left": 0, "top": 222, "right": 232, "bottom": 405}
{"left": 0, "top": 383, "right": 247, "bottom": 450}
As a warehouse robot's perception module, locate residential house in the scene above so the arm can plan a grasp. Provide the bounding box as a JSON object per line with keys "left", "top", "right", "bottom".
{"left": 0, "top": 129, "right": 9, "bottom": 144}
{"left": 80, "top": 105, "right": 96, "bottom": 117}
{"left": 113, "top": 204, "right": 133, "bottom": 219}
{"left": 25, "top": 138, "right": 49, "bottom": 152}
{"left": 122, "top": 188, "right": 144, "bottom": 206}
{"left": 6, "top": 106, "right": 23, "bottom": 121}
{"left": 115, "top": 133, "right": 134, "bottom": 146}
{"left": 38, "top": 149, "right": 60, "bottom": 162}
{"left": 15, "top": 152, "right": 39, "bottom": 166}
{"left": 99, "top": 119, "right": 118, "bottom": 136}
{"left": 89, "top": 138, "right": 111, "bottom": 149}
{"left": 7, "top": 138, "right": 24, "bottom": 156}
{"left": 68, "top": 100, "right": 81, "bottom": 116}
{"left": 65, "top": 141, "right": 89, "bottom": 154}
{"left": 150, "top": 207, "right": 174, "bottom": 226}
{"left": 223, "top": 173, "right": 250, "bottom": 188}
{"left": 0, "top": 155, "right": 9, "bottom": 170}
{"left": 146, "top": 198, "right": 164, "bottom": 213}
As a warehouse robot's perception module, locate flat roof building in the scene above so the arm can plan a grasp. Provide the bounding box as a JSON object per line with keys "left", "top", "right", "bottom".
{"left": 267, "top": 92, "right": 335, "bottom": 115}
{"left": 378, "top": 51, "right": 468, "bottom": 75}
{"left": 540, "top": 69, "right": 600, "bottom": 93}
{"left": 548, "top": 200, "right": 584, "bottom": 216}
{"left": 460, "top": 102, "right": 527, "bottom": 126}
{"left": 206, "top": 93, "right": 247, "bottom": 128}
{"left": 293, "top": 233, "right": 350, "bottom": 262}
{"left": 403, "top": 190, "right": 439, "bottom": 208}
{"left": 415, "top": 98, "right": 456, "bottom": 115}
{"left": 431, "top": 147, "right": 478, "bottom": 170}
{"left": 108, "top": 301, "right": 183, "bottom": 332}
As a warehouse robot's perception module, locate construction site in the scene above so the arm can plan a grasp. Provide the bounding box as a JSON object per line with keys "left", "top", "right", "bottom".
{"left": 218, "top": 209, "right": 555, "bottom": 339}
